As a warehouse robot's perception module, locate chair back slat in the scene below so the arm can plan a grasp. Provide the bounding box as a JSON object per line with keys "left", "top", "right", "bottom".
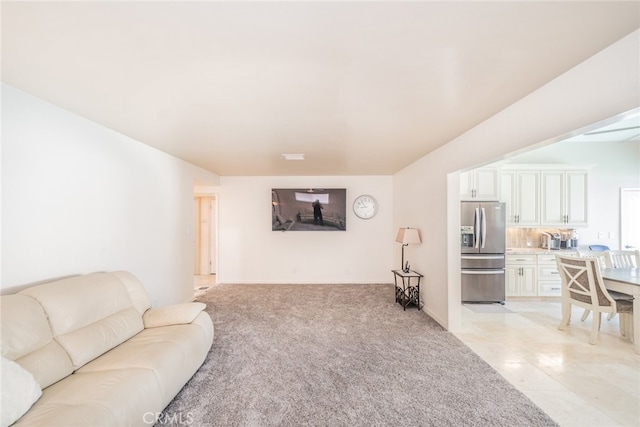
{"left": 578, "top": 250, "right": 608, "bottom": 269}
{"left": 605, "top": 249, "right": 640, "bottom": 268}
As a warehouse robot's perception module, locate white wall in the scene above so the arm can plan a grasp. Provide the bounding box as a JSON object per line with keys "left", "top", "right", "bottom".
{"left": 218, "top": 176, "right": 393, "bottom": 283}
{"left": 394, "top": 30, "right": 640, "bottom": 330}
{"left": 1, "top": 84, "right": 220, "bottom": 306}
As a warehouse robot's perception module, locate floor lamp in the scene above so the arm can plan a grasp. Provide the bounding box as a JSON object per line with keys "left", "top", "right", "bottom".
{"left": 395, "top": 227, "right": 422, "bottom": 272}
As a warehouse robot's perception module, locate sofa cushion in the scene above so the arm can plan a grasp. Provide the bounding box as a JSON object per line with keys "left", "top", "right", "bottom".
{"left": 12, "top": 368, "right": 162, "bottom": 427}
{"left": 79, "top": 312, "right": 214, "bottom": 408}
{"left": 19, "top": 272, "right": 144, "bottom": 370}
{"left": 13, "top": 342, "right": 76, "bottom": 390}
{"left": 111, "top": 271, "right": 152, "bottom": 316}
{"left": 143, "top": 302, "right": 206, "bottom": 328}
{"left": 0, "top": 294, "right": 74, "bottom": 388}
{"left": 0, "top": 356, "right": 42, "bottom": 427}
{"left": 56, "top": 307, "right": 144, "bottom": 369}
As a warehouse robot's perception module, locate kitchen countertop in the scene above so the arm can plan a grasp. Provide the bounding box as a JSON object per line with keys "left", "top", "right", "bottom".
{"left": 506, "top": 248, "right": 579, "bottom": 255}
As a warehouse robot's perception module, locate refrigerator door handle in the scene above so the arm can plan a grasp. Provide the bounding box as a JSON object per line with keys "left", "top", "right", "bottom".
{"left": 474, "top": 208, "right": 480, "bottom": 248}
{"left": 480, "top": 207, "right": 487, "bottom": 249}
{"left": 461, "top": 255, "right": 505, "bottom": 260}
{"left": 461, "top": 270, "right": 505, "bottom": 275}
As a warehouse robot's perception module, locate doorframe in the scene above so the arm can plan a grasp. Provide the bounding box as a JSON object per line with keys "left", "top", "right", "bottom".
{"left": 194, "top": 187, "right": 219, "bottom": 283}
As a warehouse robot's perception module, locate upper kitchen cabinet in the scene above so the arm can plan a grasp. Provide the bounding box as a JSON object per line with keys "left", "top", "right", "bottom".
{"left": 541, "top": 170, "right": 588, "bottom": 227}
{"left": 460, "top": 168, "right": 499, "bottom": 200}
{"left": 500, "top": 170, "right": 540, "bottom": 226}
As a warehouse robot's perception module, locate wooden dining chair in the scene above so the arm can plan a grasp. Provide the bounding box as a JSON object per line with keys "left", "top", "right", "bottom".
{"left": 577, "top": 250, "right": 610, "bottom": 321}
{"left": 604, "top": 249, "right": 640, "bottom": 268}
{"left": 577, "top": 250, "right": 635, "bottom": 321}
{"left": 578, "top": 250, "right": 608, "bottom": 268}
{"left": 597, "top": 249, "right": 640, "bottom": 321}
{"left": 556, "top": 255, "right": 633, "bottom": 344}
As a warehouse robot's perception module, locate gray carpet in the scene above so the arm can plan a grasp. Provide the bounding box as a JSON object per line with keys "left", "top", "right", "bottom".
{"left": 159, "top": 283, "right": 557, "bottom": 427}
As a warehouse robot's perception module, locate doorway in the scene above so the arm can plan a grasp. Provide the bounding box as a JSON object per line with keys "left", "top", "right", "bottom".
{"left": 195, "top": 196, "right": 216, "bottom": 275}
{"left": 194, "top": 195, "right": 217, "bottom": 296}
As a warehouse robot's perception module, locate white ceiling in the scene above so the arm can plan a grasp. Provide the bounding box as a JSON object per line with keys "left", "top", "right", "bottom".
{"left": 2, "top": 1, "right": 639, "bottom": 176}
{"left": 559, "top": 113, "right": 640, "bottom": 144}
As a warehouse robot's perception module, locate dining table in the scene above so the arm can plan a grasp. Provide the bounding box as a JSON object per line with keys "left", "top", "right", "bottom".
{"left": 601, "top": 267, "right": 640, "bottom": 354}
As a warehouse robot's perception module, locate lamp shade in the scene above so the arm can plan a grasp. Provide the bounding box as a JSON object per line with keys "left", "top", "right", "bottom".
{"left": 395, "top": 228, "right": 421, "bottom": 245}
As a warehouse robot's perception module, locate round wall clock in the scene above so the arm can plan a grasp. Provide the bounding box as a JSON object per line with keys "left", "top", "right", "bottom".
{"left": 353, "top": 194, "right": 378, "bottom": 219}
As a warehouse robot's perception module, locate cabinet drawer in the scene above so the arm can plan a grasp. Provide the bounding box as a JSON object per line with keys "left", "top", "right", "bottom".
{"left": 506, "top": 254, "right": 536, "bottom": 264}
{"left": 538, "top": 265, "right": 561, "bottom": 280}
{"left": 539, "top": 281, "right": 562, "bottom": 297}
{"left": 537, "top": 254, "right": 559, "bottom": 264}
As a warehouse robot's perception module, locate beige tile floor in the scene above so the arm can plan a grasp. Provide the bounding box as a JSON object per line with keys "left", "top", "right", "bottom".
{"left": 455, "top": 300, "right": 640, "bottom": 427}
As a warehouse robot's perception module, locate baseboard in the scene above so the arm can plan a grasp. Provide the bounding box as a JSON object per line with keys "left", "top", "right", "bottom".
{"left": 424, "top": 306, "right": 447, "bottom": 329}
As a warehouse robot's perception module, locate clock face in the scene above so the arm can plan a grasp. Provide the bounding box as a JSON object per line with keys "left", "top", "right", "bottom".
{"left": 353, "top": 195, "right": 378, "bottom": 219}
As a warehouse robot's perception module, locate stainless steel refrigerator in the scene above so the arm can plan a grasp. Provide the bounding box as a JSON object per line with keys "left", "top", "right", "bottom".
{"left": 461, "top": 201, "right": 506, "bottom": 303}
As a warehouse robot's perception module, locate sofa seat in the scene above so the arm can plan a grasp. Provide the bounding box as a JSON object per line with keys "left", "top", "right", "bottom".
{"left": 13, "top": 369, "right": 162, "bottom": 427}
{"left": 77, "top": 313, "right": 213, "bottom": 408}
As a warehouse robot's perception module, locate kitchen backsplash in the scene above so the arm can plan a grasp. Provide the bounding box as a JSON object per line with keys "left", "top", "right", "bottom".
{"left": 506, "top": 228, "right": 576, "bottom": 248}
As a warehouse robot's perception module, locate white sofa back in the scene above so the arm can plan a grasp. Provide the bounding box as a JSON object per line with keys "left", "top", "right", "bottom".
{"left": 1, "top": 294, "right": 74, "bottom": 388}
{"left": 2, "top": 271, "right": 154, "bottom": 379}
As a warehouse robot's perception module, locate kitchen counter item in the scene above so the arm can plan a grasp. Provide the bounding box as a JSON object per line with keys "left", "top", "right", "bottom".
{"left": 540, "top": 232, "right": 561, "bottom": 250}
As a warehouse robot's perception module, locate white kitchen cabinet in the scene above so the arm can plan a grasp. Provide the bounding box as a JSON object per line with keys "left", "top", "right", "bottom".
{"left": 537, "top": 254, "right": 562, "bottom": 296}
{"left": 460, "top": 168, "right": 499, "bottom": 200}
{"left": 505, "top": 254, "right": 537, "bottom": 297}
{"left": 541, "top": 170, "right": 588, "bottom": 227}
{"left": 500, "top": 170, "right": 540, "bottom": 226}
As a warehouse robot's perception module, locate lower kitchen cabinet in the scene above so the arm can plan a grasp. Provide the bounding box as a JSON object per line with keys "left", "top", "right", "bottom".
{"left": 537, "top": 254, "right": 562, "bottom": 296}
{"left": 506, "top": 252, "right": 572, "bottom": 298}
{"left": 505, "top": 255, "right": 537, "bottom": 297}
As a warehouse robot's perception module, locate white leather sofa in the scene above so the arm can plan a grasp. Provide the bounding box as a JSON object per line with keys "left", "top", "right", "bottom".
{"left": 0, "top": 271, "right": 213, "bottom": 427}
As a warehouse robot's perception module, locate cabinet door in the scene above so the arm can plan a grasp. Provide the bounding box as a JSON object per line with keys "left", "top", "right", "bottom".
{"left": 501, "top": 171, "right": 539, "bottom": 226}
{"left": 520, "top": 266, "right": 537, "bottom": 296}
{"left": 501, "top": 171, "right": 517, "bottom": 225}
{"left": 505, "top": 262, "right": 536, "bottom": 297}
{"left": 505, "top": 265, "right": 519, "bottom": 296}
{"left": 474, "top": 168, "right": 499, "bottom": 200}
{"left": 460, "top": 171, "right": 473, "bottom": 200}
{"left": 566, "top": 171, "right": 588, "bottom": 226}
{"left": 461, "top": 168, "right": 498, "bottom": 200}
{"left": 516, "top": 171, "right": 540, "bottom": 225}
{"left": 541, "top": 171, "right": 565, "bottom": 224}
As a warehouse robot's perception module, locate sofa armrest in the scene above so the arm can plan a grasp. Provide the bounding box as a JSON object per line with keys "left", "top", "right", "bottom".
{"left": 143, "top": 302, "right": 207, "bottom": 328}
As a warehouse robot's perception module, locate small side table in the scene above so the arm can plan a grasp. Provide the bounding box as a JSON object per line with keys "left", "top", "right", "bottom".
{"left": 391, "top": 269, "right": 423, "bottom": 310}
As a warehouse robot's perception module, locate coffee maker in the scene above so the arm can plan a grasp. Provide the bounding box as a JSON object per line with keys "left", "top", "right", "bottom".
{"left": 541, "top": 232, "right": 561, "bottom": 250}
